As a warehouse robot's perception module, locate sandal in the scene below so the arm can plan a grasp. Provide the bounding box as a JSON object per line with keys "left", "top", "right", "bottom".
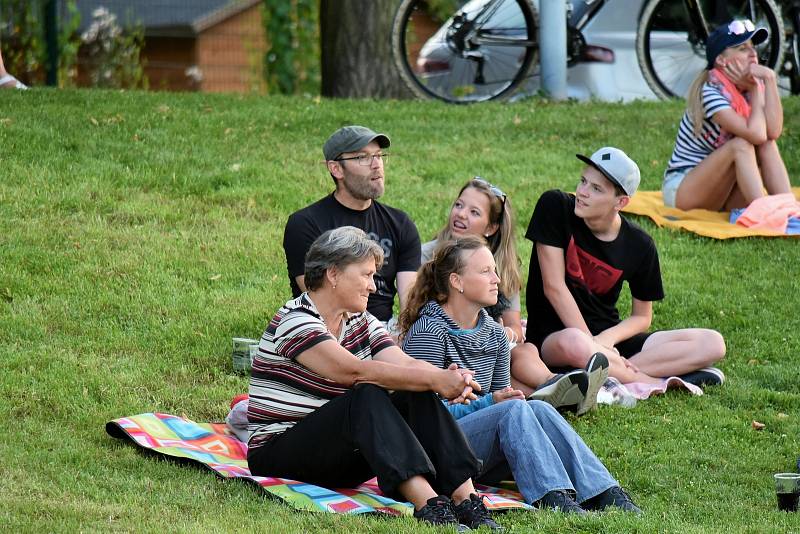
{"left": 0, "top": 74, "right": 28, "bottom": 89}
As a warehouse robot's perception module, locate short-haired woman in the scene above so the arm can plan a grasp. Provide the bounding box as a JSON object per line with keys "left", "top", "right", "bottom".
{"left": 662, "top": 19, "right": 790, "bottom": 210}
{"left": 400, "top": 236, "right": 640, "bottom": 514}
{"left": 421, "top": 178, "right": 606, "bottom": 414}
{"left": 247, "top": 226, "right": 501, "bottom": 530}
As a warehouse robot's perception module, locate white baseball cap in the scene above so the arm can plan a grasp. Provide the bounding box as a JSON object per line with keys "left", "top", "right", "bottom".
{"left": 576, "top": 147, "right": 640, "bottom": 196}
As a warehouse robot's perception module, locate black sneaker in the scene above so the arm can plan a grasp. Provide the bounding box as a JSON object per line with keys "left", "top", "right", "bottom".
{"left": 582, "top": 486, "right": 642, "bottom": 514}
{"left": 678, "top": 366, "right": 725, "bottom": 388}
{"left": 529, "top": 369, "right": 589, "bottom": 411}
{"left": 453, "top": 493, "right": 504, "bottom": 530}
{"left": 413, "top": 495, "right": 466, "bottom": 531}
{"left": 576, "top": 352, "right": 610, "bottom": 416}
{"left": 535, "top": 490, "right": 587, "bottom": 514}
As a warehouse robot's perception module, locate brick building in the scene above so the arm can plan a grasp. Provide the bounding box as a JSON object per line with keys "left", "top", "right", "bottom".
{"left": 76, "top": 0, "right": 266, "bottom": 92}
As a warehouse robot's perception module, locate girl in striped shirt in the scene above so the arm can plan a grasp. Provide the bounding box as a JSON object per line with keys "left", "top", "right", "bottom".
{"left": 663, "top": 19, "right": 790, "bottom": 210}
{"left": 420, "top": 178, "right": 595, "bottom": 413}
{"left": 400, "top": 236, "right": 640, "bottom": 514}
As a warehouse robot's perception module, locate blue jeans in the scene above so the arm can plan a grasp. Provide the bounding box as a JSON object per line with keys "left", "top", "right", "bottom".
{"left": 456, "top": 399, "right": 617, "bottom": 504}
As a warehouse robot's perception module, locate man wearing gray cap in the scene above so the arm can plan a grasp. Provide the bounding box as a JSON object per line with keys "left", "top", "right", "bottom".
{"left": 283, "top": 125, "right": 421, "bottom": 325}
{"left": 524, "top": 147, "right": 726, "bottom": 395}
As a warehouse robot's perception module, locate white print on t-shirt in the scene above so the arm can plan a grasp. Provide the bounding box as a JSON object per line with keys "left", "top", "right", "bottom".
{"left": 366, "top": 232, "right": 393, "bottom": 266}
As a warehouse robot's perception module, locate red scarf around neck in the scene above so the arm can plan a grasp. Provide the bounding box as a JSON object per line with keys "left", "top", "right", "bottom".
{"left": 708, "top": 68, "right": 751, "bottom": 118}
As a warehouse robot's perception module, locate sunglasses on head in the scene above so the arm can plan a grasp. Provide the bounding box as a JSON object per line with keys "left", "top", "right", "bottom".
{"left": 727, "top": 19, "right": 755, "bottom": 35}
{"left": 472, "top": 177, "right": 507, "bottom": 205}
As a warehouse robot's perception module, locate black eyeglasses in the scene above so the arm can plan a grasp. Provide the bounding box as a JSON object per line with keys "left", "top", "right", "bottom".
{"left": 473, "top": 176, "right": 507, "bottom": 207}
{"left": 334, "top": 152, "right": 389, "bottom": 166}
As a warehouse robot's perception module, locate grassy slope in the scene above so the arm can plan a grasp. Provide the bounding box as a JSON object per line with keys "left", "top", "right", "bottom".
{"left": 1, "top": 90, "right": 800, "bottom": 532}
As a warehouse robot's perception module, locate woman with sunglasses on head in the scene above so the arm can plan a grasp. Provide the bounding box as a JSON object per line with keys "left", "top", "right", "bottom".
{"left": 420, "top": 178, "right": 608, "bottom": 415}
{"left": 400, "top": 236, "right": 640, "bottom": 514}
{"left": 662, "top": 19, "right": 790, "bottom": 211}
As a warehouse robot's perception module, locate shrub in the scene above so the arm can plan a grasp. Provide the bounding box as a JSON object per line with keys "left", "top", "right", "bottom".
{"left": 80, "top": 6, "right": 146, "bottom": 89}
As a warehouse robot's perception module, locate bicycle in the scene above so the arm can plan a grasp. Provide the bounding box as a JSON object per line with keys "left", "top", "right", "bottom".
{"left": 391, "top": 0, "right": 612, "bottom": 103}
{"left": 785, "top": 0, "right": 800, "bottom": 93}
{"left": 635, "top": 0, "right": 788, "bottom": 99}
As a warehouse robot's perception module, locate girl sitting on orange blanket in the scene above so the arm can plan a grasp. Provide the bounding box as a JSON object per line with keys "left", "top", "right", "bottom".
{"left": 662, "top": 19, "right": 790, "bottom": 211}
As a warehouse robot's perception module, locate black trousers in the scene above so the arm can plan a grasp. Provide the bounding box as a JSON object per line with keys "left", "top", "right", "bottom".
{"left": 247, "top": 384, "right": 480, "bottom": 500}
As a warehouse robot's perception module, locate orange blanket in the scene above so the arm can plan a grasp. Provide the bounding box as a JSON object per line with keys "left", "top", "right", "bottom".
{"left": 622, "top": 188, "right": 800, "bottom": 239}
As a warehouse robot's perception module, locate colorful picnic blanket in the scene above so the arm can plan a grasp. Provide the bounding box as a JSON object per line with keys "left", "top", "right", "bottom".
{"left": 622, "top": 188, "right": 800, "bottom": 239}
{"left": 106, "top": 412, "right": 532, "bottom": 516}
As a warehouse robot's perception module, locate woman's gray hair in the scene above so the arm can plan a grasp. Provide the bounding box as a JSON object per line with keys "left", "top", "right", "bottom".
{"left": 304, "top": 226, "right": 385, "bottom": 291}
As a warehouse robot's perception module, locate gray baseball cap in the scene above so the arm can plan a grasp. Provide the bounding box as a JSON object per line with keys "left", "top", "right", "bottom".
{"left": 323, "top": 125, "right": 390, "bottom": 161}
{"left": 576, "top": 147, "right": 640, "bottom": 196}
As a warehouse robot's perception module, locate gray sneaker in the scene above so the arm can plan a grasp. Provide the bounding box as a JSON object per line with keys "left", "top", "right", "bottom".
{"left": 529, "top": 369, "right": 589, "bottom": 410}
{"left": 576, "top": 352, "right": 610, "bottom": 415}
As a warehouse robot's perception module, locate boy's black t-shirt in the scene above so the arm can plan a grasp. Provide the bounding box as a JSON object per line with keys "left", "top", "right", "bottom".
{"left": 525, "top": 190, "right": 664, "bottom": 347}
{"left": 283, "top": 193, "right": 421, "bottom": 322}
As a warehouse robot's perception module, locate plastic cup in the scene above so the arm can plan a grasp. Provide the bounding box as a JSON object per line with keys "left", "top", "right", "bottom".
{"left": 232, "top": 337, "right": 258, "bottom": 374}
{"left": 774, "top": 473, "right": 800, "bottom": 512}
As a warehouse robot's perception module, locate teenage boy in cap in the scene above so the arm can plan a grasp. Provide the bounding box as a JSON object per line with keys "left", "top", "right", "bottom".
{"left": 525, "top": 147, "right": 726, "bottom": 387}
{"left": 662, "top": 18, "right": 789, "bottom": 210}
{"left": 283, "top": 125, "right": 421, "bottom": 326}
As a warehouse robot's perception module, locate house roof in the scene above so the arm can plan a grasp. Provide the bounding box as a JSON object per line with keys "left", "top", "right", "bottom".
{"left": 75, "top": 0, "right": 261, "bottom": 37}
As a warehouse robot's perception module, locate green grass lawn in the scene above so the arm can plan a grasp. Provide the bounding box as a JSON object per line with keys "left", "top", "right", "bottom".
{"left": 2, "top": 89, "right": 800, "bottom": 533}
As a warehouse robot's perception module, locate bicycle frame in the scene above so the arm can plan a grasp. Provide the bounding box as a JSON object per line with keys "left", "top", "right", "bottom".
{"left": 451, "top": 0, "right": 608, "bottom": 52}
{"left": 392, "top": 0, "right": 619, "bottom": 102}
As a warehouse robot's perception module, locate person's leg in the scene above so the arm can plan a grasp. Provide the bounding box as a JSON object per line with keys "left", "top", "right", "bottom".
{"left": 722, "top": 182, "right": 748, "bottom": 211}
{"left": 389, "top": 390, "right": 481, "bottom": 500}
{"left": 525, "top": 400, "right": 618, "bottom": 502}
{"left": 626, "top": 328, "right": 726, "bottom": 378}
{"left": 248, "top": 384, "right": 440, "bottom": 509}
{"left": 756, "top": 140, "right": 792, "bottom": 195}
{"left": 509, "top": 342, "right": 555, "bottom": 395}
{"left": 675, "top": 137, "right": 764, "bottom": 211}
{"left": 540, "top": 328, "right": 661, "bottom": 384}
{"left": 456, "top": 399, "right": 576, "bottom": 504}
{"left": 391, "top": 390, "right": 502, "bottom": 530}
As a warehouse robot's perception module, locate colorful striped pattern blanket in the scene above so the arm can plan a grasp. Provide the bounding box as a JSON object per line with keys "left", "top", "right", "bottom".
{"left": 106, "top": 412, "right": 531, "bottom": 516}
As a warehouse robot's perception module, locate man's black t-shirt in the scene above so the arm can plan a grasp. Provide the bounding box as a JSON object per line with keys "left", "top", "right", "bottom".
{"left": 283, "top": 193, "right": 421, "bottom": 322}
{"left": 525, "top": 190, "right": 664, "bottom": 347}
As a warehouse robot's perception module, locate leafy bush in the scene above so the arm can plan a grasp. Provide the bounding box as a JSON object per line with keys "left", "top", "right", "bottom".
{"left": 80, "top": 6, "right": 145, "bottom": 89}
{"left": 262, "top": 0, "right": 319, "bottom": 95}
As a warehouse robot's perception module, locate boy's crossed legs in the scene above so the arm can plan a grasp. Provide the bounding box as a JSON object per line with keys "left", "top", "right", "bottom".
{"left": 540, "top": 327, "right": 725, "bottom": 384}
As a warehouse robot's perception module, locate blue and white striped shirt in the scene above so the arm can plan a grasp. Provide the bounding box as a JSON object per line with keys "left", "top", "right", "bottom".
{"left": 401, "top": 301, "right": 510, "bottom": 397}
{"left": 665, "top": 83, "right": 732, "bottom": 174}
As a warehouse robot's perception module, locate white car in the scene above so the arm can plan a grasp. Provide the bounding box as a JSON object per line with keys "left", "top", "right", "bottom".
{"left": 405, "top": 0, "right": 656, "bottom": 102}
{"left": 404, "top": 0, "right": 788, "bottom": 102}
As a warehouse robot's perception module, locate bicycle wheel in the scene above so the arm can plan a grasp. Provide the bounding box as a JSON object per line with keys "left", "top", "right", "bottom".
{"left": 391, "top": 0, "right": 538, "bottom": 103}
{"left": 636, "top": 0, "right": 785, "bottom": 99}
{"left": 789, "top": 9, "right": 800, "bottom": 93}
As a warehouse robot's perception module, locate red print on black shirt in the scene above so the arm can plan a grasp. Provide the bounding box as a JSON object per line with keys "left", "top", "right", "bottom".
{"left": 565, "top": 237, "right": 622, "bottom": 295}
